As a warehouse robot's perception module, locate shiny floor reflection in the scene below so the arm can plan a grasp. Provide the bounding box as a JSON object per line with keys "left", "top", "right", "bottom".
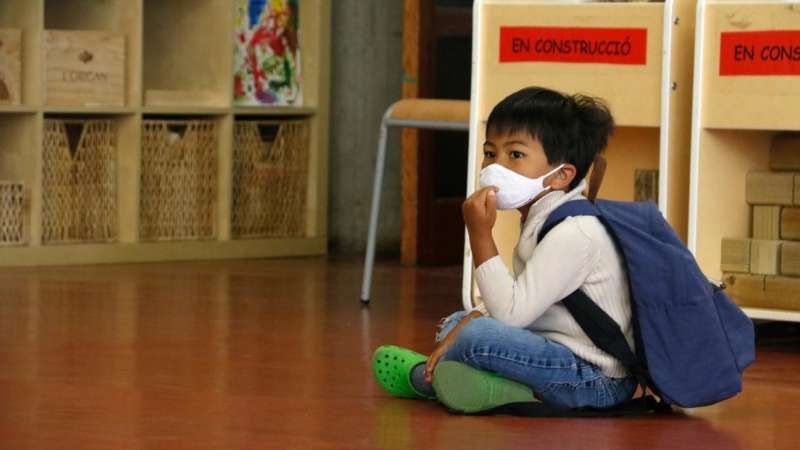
{"left": 0, "top": 256, "right": 797, "bottom": 449}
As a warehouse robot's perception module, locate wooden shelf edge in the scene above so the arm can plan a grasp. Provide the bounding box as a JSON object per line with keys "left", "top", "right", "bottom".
{"left": 616, "top": 123, "right": 661, "bottom": 129}
{"left": 702, "top": 124, "right": 800, "bottom": 133}
{"left": 742, "top": 307, "right": 800, "bottom": 323}
{"left": 482, "top": 1, "right": 664, "bottom": 10}
{"left": 0, "top": 237, "right": 327, "bottom": 267}
{"left": 43, "top": 106, "right": 138, "bottom": 115}
{"left": 0, "top": 105, "right": 40, "bottom": 113}
{"left": 233, "top": 106, "right": 317, "bottom": 116}
{"left": 142, "top": 106, "right": 231, "bottom": 116}
{"left": 2, "top": 106, "right": 320, "bottom": 117}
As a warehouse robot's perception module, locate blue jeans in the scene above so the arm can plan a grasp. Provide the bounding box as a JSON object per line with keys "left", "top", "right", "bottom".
{"left": 437, "top": 311, "right": 637, "bottom": 410}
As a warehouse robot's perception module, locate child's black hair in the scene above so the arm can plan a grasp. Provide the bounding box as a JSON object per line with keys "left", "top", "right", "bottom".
{"left": 486, "top": 87, "right": 615, "bottom": 190}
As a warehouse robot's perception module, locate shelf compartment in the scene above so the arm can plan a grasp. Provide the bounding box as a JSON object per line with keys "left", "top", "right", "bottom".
{"left": 690, "top": 2, "right": 800, "bottom": 325}
{"left": 691, "top": 129, "right": 773, "bottom": 279}
{"left": 139, "top": 119, "right": 218, "bottom": 241}
{"left": 0, "top": 1, "right": 42, "bottom": 105}
{"left": 232, "top": 119, "right": 309, "bottom": 239}
{"left": 41, "top": 118, "right": 118, "bottom": 245}
{"left": 44, "top": 0, "right": 142, "bottom": 107}
{"left": 143, "top": 0, "right": 232, "bottom": 108}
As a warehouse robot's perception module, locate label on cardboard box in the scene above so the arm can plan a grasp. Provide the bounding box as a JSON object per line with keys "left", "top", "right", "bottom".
{"left": 719, "top": 30, "right": 800, "bottom": 76}
{"left": 499, "top": 26, "right": 648, "bottom": 65}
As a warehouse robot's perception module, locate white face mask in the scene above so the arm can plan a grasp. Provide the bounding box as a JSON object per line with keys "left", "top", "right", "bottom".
{"left": 479, "top": 163, "right": 565, "bottom": 210}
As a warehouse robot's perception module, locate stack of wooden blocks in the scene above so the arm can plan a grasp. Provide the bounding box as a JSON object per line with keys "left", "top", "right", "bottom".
{"left": 722, "top": 135, "right": 800, "bottom": 312}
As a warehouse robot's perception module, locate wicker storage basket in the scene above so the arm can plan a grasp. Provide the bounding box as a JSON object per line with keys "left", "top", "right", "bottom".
{"left": 140, "top": 120, "right": 218, "bottom": 241}
{"left": 232, "top": 120, "right": 309, "bottom": 238}
{"left": 42, "top": 119, "right": 117, "bottom": 244}
{"left": 0, "top": 182, "right": 26, "bottom": 245}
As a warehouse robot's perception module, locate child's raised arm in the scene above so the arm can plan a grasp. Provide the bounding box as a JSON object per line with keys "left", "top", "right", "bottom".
{"left": 463, "top": 186, "right": 500, "bottom": 267}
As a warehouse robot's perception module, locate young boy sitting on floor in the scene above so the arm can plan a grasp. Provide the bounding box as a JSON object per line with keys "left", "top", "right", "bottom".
{"left": 373, "top": 86, "right": 637, "bottom": 413}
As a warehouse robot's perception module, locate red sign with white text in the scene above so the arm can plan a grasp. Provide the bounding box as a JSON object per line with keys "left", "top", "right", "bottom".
{"left": 499, "top": 27, "right": 648, "bottom": 65}
{"left": 720, "top": 30, "right": 800, "bottom": 76}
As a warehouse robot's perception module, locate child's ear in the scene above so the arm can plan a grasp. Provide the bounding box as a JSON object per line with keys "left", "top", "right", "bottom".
{"left": 550, "top": 164, "right": 577, "bottom": 190}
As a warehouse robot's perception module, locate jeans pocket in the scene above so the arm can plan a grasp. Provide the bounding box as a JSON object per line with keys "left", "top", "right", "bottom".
{"left": 602, "top": 376, "right": 637, "bottom": 407}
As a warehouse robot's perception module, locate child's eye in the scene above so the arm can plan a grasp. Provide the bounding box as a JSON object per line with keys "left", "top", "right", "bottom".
{"left": 510, "top": 151, "right": 524, "bottom": 159}
{"left": 484, "top": 151, "right": 496, "bottom": 158}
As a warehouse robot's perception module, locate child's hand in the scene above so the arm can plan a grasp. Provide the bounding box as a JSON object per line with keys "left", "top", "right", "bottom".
{"left": 424, "top": 331, "right": 457, "bottom": 383}
{"left": 463, "top": 186, "right": 498, "bottom": 237}
{"left": 424, "top": 310, "right": 484, "bottom": 382}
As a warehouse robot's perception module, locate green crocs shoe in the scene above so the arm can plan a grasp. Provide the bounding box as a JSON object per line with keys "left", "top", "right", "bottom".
{"left": 372, "top": 345, "right": 434, "bottom": 400}
{"left": 432, "top": 361, "right": 534, "bottom": 413}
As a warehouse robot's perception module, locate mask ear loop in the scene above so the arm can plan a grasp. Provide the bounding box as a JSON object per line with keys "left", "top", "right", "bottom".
{"left": 587, "top": 154, "right": 607, "bottom": 204}
{"left": 542, "top": 164, "right": 565, "bottom": 192}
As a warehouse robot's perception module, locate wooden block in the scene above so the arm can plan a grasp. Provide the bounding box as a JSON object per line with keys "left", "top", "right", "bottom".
{"left": 753, "top": 206, "right": 781, "bottom": 240}
{"left": 721, "top": 238, "right": 751, "bottom": 273}
{"left": 781, "top": 241, "right": 800, "bottom": 276}
{"left": 750, "top": 240, "right": 782, "bottom": 275}
{"left": 44, "top": 30, "right": 125, "bottom": 106}
{"left": 0, "top": 29, "right": 21, "bottom": 105}
{"left": 745, "top": 171, "right": 795, "bottom": 206}
{"left": 634, "top": 169, "right": 659, "bottom": 203}
{"left": 770, "top": 134, "right": 800, "bottom": 171}
{"left": 721, "top": 273, "right": 765, "bottom": 308}
{"left": 781, "top": 207, "right": 800, "bottom": 240}
{"left": 764, "top": 276, "right": 800, "bottom": 312}
{"left": 795, "top": 175, "right": 800, "bottom": 206}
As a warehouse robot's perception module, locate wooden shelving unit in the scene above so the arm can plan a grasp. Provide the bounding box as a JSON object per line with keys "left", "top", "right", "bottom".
{"left": 689, "top": 0, "right": 800, "bottom": 322}
{"left": 0, "top": 0, "right": 331, "bottom": 266}
{"left": 463, "top": 0, "right": 698, "bottom": 309}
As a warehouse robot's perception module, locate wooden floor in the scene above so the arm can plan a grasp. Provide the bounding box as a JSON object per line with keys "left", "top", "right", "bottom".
{"left": 0, "top": 256, "right": 798, "bottom": 449}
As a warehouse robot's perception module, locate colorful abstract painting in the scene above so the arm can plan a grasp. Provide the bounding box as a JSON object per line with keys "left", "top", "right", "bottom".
{"left": 234, "top": 0, "right": 301, "bottom": 106}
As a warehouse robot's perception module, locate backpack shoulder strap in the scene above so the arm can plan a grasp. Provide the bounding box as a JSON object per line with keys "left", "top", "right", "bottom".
{"left": 538, "top": 199, "right": 601, "bottom": 243}
{"left": 536, "top": 198, "right": 656, "bottom": 402}
{"left": 561, "top": 289, "right": 651, "bottom": 392}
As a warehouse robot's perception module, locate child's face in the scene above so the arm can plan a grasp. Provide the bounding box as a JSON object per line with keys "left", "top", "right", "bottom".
{"left": 482, "top": 128, "right": 555, "bottom": 181}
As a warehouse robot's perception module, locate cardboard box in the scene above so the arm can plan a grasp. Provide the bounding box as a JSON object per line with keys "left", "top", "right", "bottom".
{"left": 44, "top": 30, "right": 125, "bottom": 106}
{"left": 0, "top": 29, "right": 21, "bottom": 105}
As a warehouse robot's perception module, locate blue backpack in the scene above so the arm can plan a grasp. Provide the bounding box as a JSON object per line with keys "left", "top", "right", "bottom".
{"left": 537, "top": 199, "right": 755, "bottom": 410}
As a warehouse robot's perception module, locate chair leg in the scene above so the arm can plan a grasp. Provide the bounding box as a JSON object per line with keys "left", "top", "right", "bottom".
{"left": 361, "top": 120, "right": 390, "bottom": 303}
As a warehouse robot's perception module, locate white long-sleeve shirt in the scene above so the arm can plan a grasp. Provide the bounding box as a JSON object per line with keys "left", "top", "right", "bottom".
{"left": 472, "top": 179, "right": 634, "bottom": 378}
